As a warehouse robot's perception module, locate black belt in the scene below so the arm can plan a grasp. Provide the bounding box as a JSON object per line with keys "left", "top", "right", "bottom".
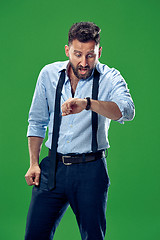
{"left": 48, "top": 150, "right": 105, "bottom": 165}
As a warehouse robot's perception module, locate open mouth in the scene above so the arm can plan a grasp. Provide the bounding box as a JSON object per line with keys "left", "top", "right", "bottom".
{"left": 79, "top": 69, "right": 88, "bottom": 74}
{"left": 78, "top": 67, "right": 89, "bottom": 75}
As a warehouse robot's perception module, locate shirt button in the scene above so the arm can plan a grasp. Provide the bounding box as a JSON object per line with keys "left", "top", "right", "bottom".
{"left": 67, "top": 140, "right": 70, "bottom": 143}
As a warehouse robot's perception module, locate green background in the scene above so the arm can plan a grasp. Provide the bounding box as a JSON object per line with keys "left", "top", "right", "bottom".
{"left": 0, "top": 0, "right": 160, "bottom": 239}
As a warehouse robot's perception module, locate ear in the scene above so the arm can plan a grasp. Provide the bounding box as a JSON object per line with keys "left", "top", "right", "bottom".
{"left": 65, "top": 45, "right": 69, "bottom": 57}
{"left": 98, "top": 47, "right": 102, "bottom": 59}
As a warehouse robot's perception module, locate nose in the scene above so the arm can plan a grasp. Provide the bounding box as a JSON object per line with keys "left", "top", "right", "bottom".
{"left": 80, "top": 56, "right": 88, "bottom": 67}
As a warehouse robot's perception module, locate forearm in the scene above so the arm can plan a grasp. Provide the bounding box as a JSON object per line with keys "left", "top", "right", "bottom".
{"left": 61, "top": 98, "right": 122, "bottom": 120}
{"left": 28, "top": 136, "right": 44, "bottom": 166}
{"left": 90, "top": 99, "right": 122, "bottom": 120}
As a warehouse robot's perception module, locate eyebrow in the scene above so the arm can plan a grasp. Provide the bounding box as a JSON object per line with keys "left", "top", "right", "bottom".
{"left": 73, "top": 50, "right": 95, "bottom": 54}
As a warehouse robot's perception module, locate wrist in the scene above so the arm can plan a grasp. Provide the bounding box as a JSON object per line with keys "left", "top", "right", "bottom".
{"left": 30, "top": 163, "right": 39, "bottom": 168}
{"left": 30, "top": 158, "right": 39, "bottom": 167}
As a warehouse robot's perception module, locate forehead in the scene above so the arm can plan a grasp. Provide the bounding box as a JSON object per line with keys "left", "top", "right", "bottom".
{"left": 69, "top": 39, "right": 99, "bottom": 53}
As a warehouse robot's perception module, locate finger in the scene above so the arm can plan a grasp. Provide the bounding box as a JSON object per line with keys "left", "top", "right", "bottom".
{"left": 62, "top": 112, "right": 69, "bottom": 116}
{"left": 66, "top": 102, "right": 72, "bottom": 110}
{"left": 25, "top": 175, "right": 35, "bottom": 186}
{"left": 34, "top": 173, "right": 40, "bottom": 186}
{"left": 61, "top": 103, "right": 66, "bottom": 110}
{"left": 62, "top": 107, "right": 72, "bottom": 115}
{"left": 62, "top": 103, "right": 71, "bottom": 113}
{"left": 61, "top": 98, "right": 74, "bottom": 110}
{"left": 63, "top": 108, "right": 73, "bottom": 115}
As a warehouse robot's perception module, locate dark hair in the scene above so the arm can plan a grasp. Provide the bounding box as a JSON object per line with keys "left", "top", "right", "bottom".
{"left": 68, "top": 22, "right": 101, "bottom": 45}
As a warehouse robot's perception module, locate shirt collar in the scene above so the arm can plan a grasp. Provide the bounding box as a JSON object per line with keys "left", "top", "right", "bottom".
{"left": 58, "top": 60, "right": 103, "bottom": 83}
{"left": 95, "top": 61, "right": 103, "bottom": 74}
{"left": 58, "top": 60, "right": 69, "bottom": 72}
{"left": 85, "top": 61, "right": 102, "bottom": 81}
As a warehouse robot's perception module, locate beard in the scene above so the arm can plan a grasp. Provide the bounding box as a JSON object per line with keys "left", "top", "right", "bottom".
{"left": 69, "top": 61, "right": 94, "bottom": 80}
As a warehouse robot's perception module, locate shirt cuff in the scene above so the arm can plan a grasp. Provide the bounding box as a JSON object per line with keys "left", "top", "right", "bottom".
{"left": 27, "top": 126, "right": 46, "bottom": 138}
{"left": 114, "top": 100, "right": 134, "bottom": 124}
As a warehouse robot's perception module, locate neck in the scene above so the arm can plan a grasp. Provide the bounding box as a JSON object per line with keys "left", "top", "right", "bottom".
{"left": 67, "top": 63, "right": 79, "bottom": 83}
{"left": 67, "top": 64, "right": 79, "bottom": 95}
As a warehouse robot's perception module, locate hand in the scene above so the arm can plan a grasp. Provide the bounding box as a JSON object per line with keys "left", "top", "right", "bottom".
{"left": 25, "top": 165, "right": 41, "bottom": 186}
{"left": 61, "top": 98, "right": 87, "bottom": 116}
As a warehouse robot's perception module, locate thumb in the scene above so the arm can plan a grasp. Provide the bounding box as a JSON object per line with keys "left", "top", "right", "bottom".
{"left": 34, "top": 173, "right": 40, "bottom": 186}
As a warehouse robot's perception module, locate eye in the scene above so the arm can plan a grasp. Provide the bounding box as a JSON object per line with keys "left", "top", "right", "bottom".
{"left": 87, "top": 54, "right": 94, "bottom": 58}
{"left": 75, "top": 53, "right": 81, "bottom": 58}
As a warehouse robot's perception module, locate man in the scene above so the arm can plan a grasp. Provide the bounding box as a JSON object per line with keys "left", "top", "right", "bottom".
{"left": 25, "top": 22, "right": 135, "bottom": 240}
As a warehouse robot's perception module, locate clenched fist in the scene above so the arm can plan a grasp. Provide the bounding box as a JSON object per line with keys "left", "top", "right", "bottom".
{"left": 25, "top": 165, "right": 41, "bottom": 186}
{"left": 61, "top": 98, "right": 87, "bottom": 116}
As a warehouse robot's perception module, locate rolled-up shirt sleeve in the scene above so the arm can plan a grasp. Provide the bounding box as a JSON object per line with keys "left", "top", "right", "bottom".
{"left": 27, "top": 69, "right": 50, "bottom": 138}
{"left": 109, "top": 69, "right": 135, "bottom": 124}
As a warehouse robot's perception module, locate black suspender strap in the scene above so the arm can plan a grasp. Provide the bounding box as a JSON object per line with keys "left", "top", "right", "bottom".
{"left": 91, "top": 69, "right": 100, "bottom": 152}
{"left": 48, "top": 68, "right": 100, "bottom": 190}
{"left": 48, "top": 70, "right": 65, "bottom": 190}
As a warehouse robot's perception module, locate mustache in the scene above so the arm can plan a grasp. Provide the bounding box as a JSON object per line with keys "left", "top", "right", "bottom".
{"left": 78, "top": 65, "right": 90, "bottom": 70}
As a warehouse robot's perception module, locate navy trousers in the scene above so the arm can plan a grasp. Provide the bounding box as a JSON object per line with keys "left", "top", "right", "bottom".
{"left": 25, "top": 155, "right": 110, "bottom": 240}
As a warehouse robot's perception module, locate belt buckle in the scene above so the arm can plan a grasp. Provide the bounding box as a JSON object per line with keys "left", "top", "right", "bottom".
{"left": 62, "top": 156, "right": 72, "bottom": 165}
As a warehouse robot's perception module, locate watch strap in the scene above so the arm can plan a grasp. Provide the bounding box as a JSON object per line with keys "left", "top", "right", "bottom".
{"left": 85, "top": 97, "right": 91, "bottom": 110}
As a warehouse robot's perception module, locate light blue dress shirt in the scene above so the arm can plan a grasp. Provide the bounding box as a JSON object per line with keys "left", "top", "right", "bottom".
{"left": 27, "top": 60, "right": 135, "bottom": 154}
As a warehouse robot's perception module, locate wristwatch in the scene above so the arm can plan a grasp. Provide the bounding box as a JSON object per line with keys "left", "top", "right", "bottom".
{"left": 85, "top": 97, "right": 91, "bottom": 110}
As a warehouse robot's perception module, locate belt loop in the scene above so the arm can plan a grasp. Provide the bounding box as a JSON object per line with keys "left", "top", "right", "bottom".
{"left": 82, "top": 153, "right": 85, "bottom": 162}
